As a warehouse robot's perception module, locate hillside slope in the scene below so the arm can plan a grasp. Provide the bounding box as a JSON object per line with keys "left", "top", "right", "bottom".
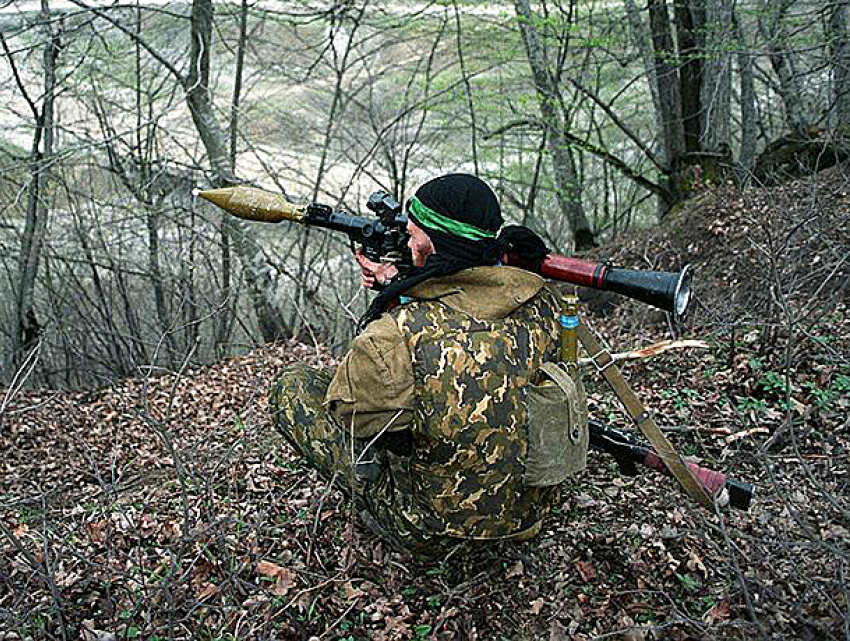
{"left": 2, "top": 166, "right": 848, "bottom": 640}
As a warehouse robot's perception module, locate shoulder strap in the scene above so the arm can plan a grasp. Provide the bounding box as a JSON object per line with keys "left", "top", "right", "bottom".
{"left": 576, "top": 323, "right": 715, "bottom": 511}
{"left": 538, "top": 361, "right": 575, "bottom": 395}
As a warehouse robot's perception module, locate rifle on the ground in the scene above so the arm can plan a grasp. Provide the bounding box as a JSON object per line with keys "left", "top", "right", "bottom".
{"left": 589, "top": 419, "right": 753, "bottom": 510}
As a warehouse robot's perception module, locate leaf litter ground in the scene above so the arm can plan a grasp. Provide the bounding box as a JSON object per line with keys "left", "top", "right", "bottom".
{"left": 2, "top": 166, "right": 849, "bottom": 640}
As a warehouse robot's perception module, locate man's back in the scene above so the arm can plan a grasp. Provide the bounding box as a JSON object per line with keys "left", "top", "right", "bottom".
{"left": 390, "top": 266, "right": 564, "bottom": 539}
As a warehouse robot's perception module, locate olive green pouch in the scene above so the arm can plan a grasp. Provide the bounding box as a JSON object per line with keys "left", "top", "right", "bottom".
{"left": 524, "top": 362, "right": 589, "bottom": 487}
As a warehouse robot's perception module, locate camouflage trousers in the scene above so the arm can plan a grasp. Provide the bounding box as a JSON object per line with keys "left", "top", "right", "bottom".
{"left": 268, "top": 364, "right": 466, "bottom": 559}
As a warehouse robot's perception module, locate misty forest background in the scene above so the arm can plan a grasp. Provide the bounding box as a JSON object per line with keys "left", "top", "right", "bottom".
{"left": 2, "top": 0, "right": 848, "bottom": 389}
{"left": 2, "top": 2, "right": 850, "bottom": 640}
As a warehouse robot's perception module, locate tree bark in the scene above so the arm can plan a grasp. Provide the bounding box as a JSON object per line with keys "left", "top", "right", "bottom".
{"left": 624, "top": 0, "right": 665, "bottom": 161}
{"left": 453, "top": 0, "right": 480, "bottom": 174}
{"left": 734, "top": 9, "right": 757, "bottom": 182}
{"left": 647, "top": 0, "right": 686, "bottom": 206}
{"left": 214, "top": 0, "right": 251, "bottom": 356}
{"left": 186, "top": 0, "right": 289, "bottom": 342}
{"left": 699, "top": 0, "right": 733, "bottom": 156}
{"left": 759, "top": 0, "right": 809, "bottom": 136}
{"left": 673, "top": 0, "right": 704, "bottom": 155}
{"left": 11, "top": 0, "right": 59, "bottom": 372}
{"left": 513, "top": 0, "right": 596, "bottom": 250}
{"left": 828, "top": 1, "right": 850, "bottom": 137}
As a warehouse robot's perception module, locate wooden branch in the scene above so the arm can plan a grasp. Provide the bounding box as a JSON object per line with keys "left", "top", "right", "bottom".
{"left": 65, "top": 0, "right": 185, "bottom": 82}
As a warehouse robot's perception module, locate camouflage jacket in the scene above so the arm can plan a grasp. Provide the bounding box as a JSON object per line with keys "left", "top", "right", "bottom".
{"left": 326, "top": 266, "right": 565, "bottom": 540}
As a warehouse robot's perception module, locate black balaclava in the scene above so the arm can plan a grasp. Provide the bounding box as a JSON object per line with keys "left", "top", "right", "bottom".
{"left": 359, "top": 173, "right": 548, "bottom": 328}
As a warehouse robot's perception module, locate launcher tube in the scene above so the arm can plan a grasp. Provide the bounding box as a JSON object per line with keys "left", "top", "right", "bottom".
{"left": 539, "top": 254, "right": 608, "bottom": 288}
{"left": 506, "top": 253, "right": 692, "bottom": 320}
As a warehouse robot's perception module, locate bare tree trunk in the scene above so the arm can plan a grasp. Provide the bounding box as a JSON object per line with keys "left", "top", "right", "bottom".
{"left": 759, "top": 0, "right": 809, "bottom": 136}
{"left": 734, "top": 9, "right": 757, "bottom": 182}
{"left": 624, "top": 0, "right": 665, "bottom": 161}
{"left": 647, "top": 0, "right": 686, "bottom": 206}
{"left": 673, "top": 0, "right": 704, "bottom": 155}
{"left": 513, "top": 0, "right": 596, "bottom": 250}
{"left": 453, "top": 0, "right": 480, "bottom": 174}
{"left": 289, "top": 5, "right": 366, "bottom": 338}
{"left": 133, "top": 6, "right": 175, "bottom": 369}
{"left": 828, "top": 1, "right": 850, "bottom": 138}
{"left": 214, "top": 0, "right": 251, "bottom": 356}
{"left": 68, "top": 0, "right": 290, "bottom": 344}
{"left": 699, "top": 0, "right": 733, "bottom": 156}
{"left": 186, "top": 0, "right": 288, "bottom": 342}
{"left": 146, "top": 204, "right": 172, "bottom": 362}
{"left": 10, "top": 0, "right": 59, "bottom": 373}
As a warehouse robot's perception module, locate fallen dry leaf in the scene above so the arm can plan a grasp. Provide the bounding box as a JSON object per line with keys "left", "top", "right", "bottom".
{"left": 257, "top": 559, "right": 295, "bottom": 596}
{"left": 257, "top": 560, "right": 285, "bottom": 578}
{"left": 197, "top": 582, "right": 220, "bottom": 600}
{"left": 704, "top": 600, "right": 731, "bottom": 623}
{"left": 530, "top": 597, "right": 545, "bottom": 614}
{"left": 575, "top": 561, "right": 596, "bottom": 582}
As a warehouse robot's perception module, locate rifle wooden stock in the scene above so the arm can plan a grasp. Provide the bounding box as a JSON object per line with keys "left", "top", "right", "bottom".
{"left": 589, "top": 419, "right": 753, "bottom": 511}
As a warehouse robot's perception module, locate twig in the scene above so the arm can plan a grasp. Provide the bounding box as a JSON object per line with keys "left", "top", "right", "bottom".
{"left": 577, "top": 339, "right": 709, "bottom": 366}
{"left": 319, "top": 596, "right": 359, "bottom": 639}
{"left": 0, "top": 338, "right": 42, "bottom": 423}
{"left": 306, "top": 471, "right": 340, "bottom": 570}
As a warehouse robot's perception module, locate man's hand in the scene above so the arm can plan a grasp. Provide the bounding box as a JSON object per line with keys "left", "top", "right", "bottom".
{"left": 355, "top": 249, "right": 399, "bottom": 289}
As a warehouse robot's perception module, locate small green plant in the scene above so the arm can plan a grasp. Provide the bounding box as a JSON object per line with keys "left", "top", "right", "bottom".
{"left": 802, "top": 374, "right": 850, "bottom": 409}
{"left": 661, "top": 386, "right": 700, "bottom": 410}
{"left": 636, "top": 607, "right": 656, "bottom": 623}
{"left": 736, "top": 397, "right": 768, "bottom": 413}
{"left": 676, "top": 572, "right": 700, "bottom": 592}
{"left": 759, "top": 370, "right": 786, "bottom": 396}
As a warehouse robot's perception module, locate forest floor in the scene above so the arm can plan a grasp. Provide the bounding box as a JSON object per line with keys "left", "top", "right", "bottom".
{"left": 1, "top": 165, "right": 849, "bottom": 640}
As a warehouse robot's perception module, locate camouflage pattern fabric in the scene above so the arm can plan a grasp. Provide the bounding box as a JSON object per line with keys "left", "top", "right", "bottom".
{"left": 393, "top": 284, "right": 564, "bottom": 539}
{"left": 268, "top": 365, "right": 358, "bottom": 488}
{"left": 269, "top": 364, "right": 461, "bottom": 557}
{"left": 269, "top": 269, "right": 575, "bottom": 555}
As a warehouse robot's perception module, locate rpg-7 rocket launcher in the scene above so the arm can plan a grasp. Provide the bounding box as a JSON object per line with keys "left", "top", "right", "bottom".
{"left": 196, "top": 185, "right": 692, "bottom": 321}
{"left": 589, "top": 420, "right": 752, "bottom": 510}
